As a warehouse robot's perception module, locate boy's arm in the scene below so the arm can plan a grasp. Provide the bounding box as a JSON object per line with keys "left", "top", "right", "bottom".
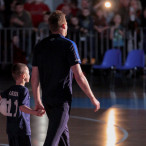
{"left": 0, "top": 96, "right": 2, "bottom": 100}
{"left": 19, "top": 105, "right": 45, "bottom": 116}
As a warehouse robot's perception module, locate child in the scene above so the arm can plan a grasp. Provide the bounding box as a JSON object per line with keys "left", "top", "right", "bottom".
{"left": 110, "top": 14, "right": 124, "bottom": 62}
{"left": 110, "top": 14, "right": 124, "bottom": 49}
{"left": 0, "top": 63, "right": 45, "bottom": 146}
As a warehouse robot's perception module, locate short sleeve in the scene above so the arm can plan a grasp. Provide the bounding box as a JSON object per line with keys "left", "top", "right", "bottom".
{"left": 18, "top": 88, "right": 29, "bottom": 107}
{"left": 67, "top": 42, "right": 81, "bottom": 67}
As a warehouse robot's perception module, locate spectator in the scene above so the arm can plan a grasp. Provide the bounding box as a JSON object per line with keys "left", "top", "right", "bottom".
{"left": 10, "top": 2, "right": 33, "bottom": 60}
{"left": 79, "top": 8, "right": 94, "bottom": 64}
{"left": 93, "top": 8, "right": 108, "bottom": 31}
{"left": 81, "top": 0, "right": 91, "bottom": 9}
{"left": 104, "top": 9, "right": 115, "bottom": 26}
{"left": 69, "top": 16, "right": 80, "bottom": 32}
{"left": 10, "top": 2, "right": 32, "bottom": 28}
{"left": 5, "top": 0, "right": 17, "bottom": 27}
{"left": 117, "top": 0, "right": 130, "bottom": 28}
{"left": 61, "top": 4, "right": 72, "bottom": 23}
{"left": 68, "top": 16, "right": 80, "bottom": 47}
{"left": 128, "top": 0, "right": 142, "bottom": 50}
{"left": 115, "top": 0, "right": 130, "bottom": 56}
{"left": 79, "top": 8, "right": 93, "bottom": 38}
{"left": 24, "top": 0, "right": 50, "bottom": 28}
{"left": 128, "top": 0, "right": 142, "bottom": 31}
{"left": 110, "top": 14, "right": 124, "bottom": 62}
{"left": 93, "top": 8, "right": 109, "bottom": 63}
{"left": 3, "top": 0, "right": 17, "bottom": 27}
{"left": 38, "top": 11, "right": 51, "bottom": 38}
{"left": 93, "top": 0, "right": 115, "bottom": 25}
{"left": 70, "top": 0, "right": 81, "bottom": 16}
{"left": 56, "top": 0, "right": 69, "bottom": 10}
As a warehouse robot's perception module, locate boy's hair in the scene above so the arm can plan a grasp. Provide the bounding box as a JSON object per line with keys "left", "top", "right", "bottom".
{"left": 12, "top": 63, "right": 27, "bottom": 80}
{"left": 48, "top": 10, "right": 66, "bottom": 32}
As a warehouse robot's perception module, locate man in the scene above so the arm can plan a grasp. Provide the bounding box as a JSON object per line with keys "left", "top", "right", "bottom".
{"left": 24, "top": 0, "right": 50, "bottom": 28}
{"left": 31, "top": 10, "right": 100, "bottom": 146}
{"left": 10, "top": 2, "right": 32, "bottom": 28}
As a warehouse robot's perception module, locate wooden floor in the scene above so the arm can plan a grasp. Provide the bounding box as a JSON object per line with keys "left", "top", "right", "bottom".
{"left": 1, "top": 71, "right": 146, "bottom": 146}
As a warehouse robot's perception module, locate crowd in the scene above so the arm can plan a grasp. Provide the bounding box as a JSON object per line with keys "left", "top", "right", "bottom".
{"left": 0, "top": 0, "right": 146, "bottom": 64}
{"left": 0, "top": 0, "right": 145, "bottom": 30}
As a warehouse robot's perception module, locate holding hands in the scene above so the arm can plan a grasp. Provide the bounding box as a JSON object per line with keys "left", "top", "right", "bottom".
{"left": 34, "top": 101, "right": 45, "bottom": 117}
{"left": 35, "top": 108, "right": 46, "bottom": 117}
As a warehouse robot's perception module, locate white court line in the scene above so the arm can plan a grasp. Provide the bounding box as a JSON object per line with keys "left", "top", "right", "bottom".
{"left": 0, "top": 144, "right": 9, "bottom": 146}
{"left": 71, "top": 115, "right": 128, "bottom": 145}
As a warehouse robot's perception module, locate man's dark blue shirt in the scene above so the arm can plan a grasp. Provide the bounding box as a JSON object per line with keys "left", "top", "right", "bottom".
{"left": 32, "top": 34, "right": 81, "bottom": 106}
{"left": 1, "top": 85, "right": 31, "bottom": 136}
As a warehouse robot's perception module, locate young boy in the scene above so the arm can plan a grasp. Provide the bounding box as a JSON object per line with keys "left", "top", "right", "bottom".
{"left": 0, "top": 63, "right": 45, "bottom": 146}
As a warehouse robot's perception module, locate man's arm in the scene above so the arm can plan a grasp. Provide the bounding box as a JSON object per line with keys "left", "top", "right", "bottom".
{"left": 71, "top": 64, "right": 100, "bottom": 112}
{"left": 31, "top": 66, "right": 44, "bottom": 110}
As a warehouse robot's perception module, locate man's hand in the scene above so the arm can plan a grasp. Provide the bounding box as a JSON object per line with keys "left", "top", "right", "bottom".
{"left": 90, "top": 97, "right": 100, "bottom": 112}
{"left": 35, "top": 101, "right": 44, "bottom": 111}
{"left": 36, "top": 109, "right": 46, "bottom": 116}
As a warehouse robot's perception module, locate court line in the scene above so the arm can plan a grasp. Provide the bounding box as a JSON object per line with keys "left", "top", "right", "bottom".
{"left": 0, "top": 144, "right": 9, "bottom": 146}
{"left": 71, "top": 115, "right": 128, "bottom": 145}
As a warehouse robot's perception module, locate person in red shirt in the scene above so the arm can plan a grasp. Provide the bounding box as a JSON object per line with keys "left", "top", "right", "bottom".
{"left": 56, "top": 0, "right": 69, "bottom": 10}
{"left": 24, "top": 0, "right": 50, "bottom": 28}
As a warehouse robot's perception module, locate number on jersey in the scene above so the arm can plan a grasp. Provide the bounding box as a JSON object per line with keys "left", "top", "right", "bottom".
{"left": 0, "top": 98, "right": 18, "bottom": 117}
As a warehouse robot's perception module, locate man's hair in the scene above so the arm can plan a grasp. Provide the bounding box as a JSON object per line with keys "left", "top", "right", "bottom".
{"left": 12, "top": 63, "right": 27, "bottom": 80}
{"left": 48, "top": 10, "right": 66, "bottom": 32}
